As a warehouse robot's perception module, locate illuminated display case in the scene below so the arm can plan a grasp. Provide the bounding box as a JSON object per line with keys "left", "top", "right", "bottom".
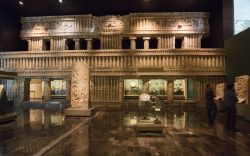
{"left": 123, "top": 94, "right": 165, "bottom": 133}
{"left": 51, "top": 80, "right": 66, "bottom": 97}
{"left": 124, "top": 79, "right": 167, "bottom": 96}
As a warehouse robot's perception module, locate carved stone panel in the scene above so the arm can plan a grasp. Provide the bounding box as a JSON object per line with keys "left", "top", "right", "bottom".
{"left": 215, "top": 83, "right": 225, "bottom": 100}
{"left": 235, "top": 75, "right": 250, "bottom": 104}
{"left": 20, "top": 12, "right": 209, "bottom": 38}
{"left": 71, "top": 61, "right": 89, "bottom": 109}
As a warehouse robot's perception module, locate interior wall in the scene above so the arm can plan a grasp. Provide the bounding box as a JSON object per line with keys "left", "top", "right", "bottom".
{"left": 225, "top": 28, "right": 250, "bottom": 83}
{"left": 30, "top": 79, "right": 43, "bottom": 99}
{"left": 0, "top": 11, "right": 27, "bottom": 52}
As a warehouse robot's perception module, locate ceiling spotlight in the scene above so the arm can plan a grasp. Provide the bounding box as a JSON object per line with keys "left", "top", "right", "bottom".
{"left": 18, "top": 1, "right": 24, "bottom": 5}
{"left": 59, "top": 0, "right": 63, "bottom": 3}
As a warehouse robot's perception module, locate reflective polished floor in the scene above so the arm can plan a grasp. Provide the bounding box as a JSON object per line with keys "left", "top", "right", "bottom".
{"left": 1, "top": 106, "right": 250, "bottom": 156}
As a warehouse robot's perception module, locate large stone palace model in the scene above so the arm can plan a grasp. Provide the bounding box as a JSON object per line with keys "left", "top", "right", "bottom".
{"left": 0, "top": 12, "right": 226, "bottom": 106}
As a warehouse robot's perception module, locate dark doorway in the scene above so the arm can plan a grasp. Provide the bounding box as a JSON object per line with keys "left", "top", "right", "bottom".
{"left": 66, "top": 39, "right": 75, "bottom": 50}
{"left": 149, "top": 37, "right": 158, "bottom": 49}
{"left": 80, "top": 39, "right": 87, "bottom": 50}
{"left": 93, "top": 38, "right": 101, "bottom": 49}
{"left": 122, "top": 37, "right": 130, "bottom": 49}
{"left": 175, "top": 38, "right": 183, "bottom": 49}
{"left": 136, "top": 37, "right": 143, "bottom": 49}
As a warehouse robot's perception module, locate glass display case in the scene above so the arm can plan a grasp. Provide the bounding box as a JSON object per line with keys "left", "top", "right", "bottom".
{"left": 136, "top": 94, "right": 165, "bottom": 133}
{"left": 0, "top": 71, "right": 18, "bottom": 123}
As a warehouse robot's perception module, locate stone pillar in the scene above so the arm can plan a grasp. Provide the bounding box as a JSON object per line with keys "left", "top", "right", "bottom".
{"left": 167, "top": 79, "right": 174, "bottom": 102}
{"left": 28, "top": 39, "right": 32, "bottom": 51}
{"left": 183, "top": 36, "right": 188, "bottom": 49}
{"left": 50, "top": 38, "right": 54, "bottom": 51}
{"left": 42, "top": 79, "right": 51, "bottom": 101}
{"left": 17, "top": 78, "right": 31, "bottom": 128}
{"left": 74, "top": 39, "right": 80, "bottom": 50}
{"left": 129, "top": 37, "right": 136, "bottom": 50}
{"left": 198, "top": 35, "right": 202, "bottom": 48}
{"left": 64, "top": 39, "right": 69, "bottom": 50}
{"left": 86, "top": 38, "right": 92, "bottom": 50}
{"left": 65, "top": 61, "right": 95, "bottom": 116}
{"left": 65, "top": 79, "right": 71, "bottom": 101}
{"left": 143, "top": 37, "right": 150, "bottom": 49}
{"left": 157, "top": 37, "right": 162, "bottom": 49}
{"left": 194, "top": 79, "right": 201, "bottom": 103}
{"left": 22, "top": 78, "right": 31, "bottom": 101}
{"left": 119, "top": 37, "right": 123, "bottom": 49}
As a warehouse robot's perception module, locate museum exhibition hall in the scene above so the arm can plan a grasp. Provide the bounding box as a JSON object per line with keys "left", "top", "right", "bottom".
{"left": 0, "top": 0, "right": 250, "bottom": 155}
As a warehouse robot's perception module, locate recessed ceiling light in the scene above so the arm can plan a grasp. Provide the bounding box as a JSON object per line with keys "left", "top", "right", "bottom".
{"left": 59, "top": 0, "right": 63, "bottom": 3}
{"left": 19, "top": 1, "right": 24, "bottom": 5}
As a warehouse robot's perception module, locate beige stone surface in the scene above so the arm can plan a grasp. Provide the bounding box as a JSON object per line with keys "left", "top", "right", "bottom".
{"left": 215, "top": 83, "right": 225, "bottom": 100}
{"left": 71, "top": 61, "right": 89, "bottom": 109}
{"left": 235, "top": 75, "right": 250, "bottom": 104}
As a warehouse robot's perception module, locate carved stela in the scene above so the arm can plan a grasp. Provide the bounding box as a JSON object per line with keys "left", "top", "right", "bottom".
{"left": 235, "top": 75, "right": 250, "bottom": 104}
{"left": 71, "top": 61, "right": 89, "bottom": 109}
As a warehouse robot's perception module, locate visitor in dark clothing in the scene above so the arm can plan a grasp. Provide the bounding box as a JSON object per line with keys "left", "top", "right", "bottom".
{"left": 205, "top": 84, "right": 217, "bottom": 125}
{"left": 224, "top": 83, "right": 238, "bottom": 131}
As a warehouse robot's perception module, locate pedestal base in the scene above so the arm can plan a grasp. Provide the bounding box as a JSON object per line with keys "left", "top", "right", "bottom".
{"left": 64, "top": 107, "right": 96, "bottom": 117}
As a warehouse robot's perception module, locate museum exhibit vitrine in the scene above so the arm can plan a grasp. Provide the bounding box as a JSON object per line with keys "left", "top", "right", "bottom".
{"left": 0, "top": 71, "right": 18, "bottom": 123}
{"left": 50, "top": 80, "right": 66, "bottom": 97}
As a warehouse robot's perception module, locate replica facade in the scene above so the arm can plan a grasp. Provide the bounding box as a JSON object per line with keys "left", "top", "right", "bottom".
{"left": 0, "top": 12, "right": 226, "bottom": 106}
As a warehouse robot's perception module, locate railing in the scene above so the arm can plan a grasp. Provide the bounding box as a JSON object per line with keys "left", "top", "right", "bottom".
{"left": 0, "top": 49, "right": 226, "bottom": 76}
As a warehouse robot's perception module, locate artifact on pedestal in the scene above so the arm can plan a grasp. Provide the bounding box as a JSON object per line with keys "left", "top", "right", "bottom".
{"left": 65, "top": 61, "right": 95, "bottom": 116}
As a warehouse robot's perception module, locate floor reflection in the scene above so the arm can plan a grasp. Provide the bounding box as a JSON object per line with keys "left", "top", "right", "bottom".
{"left": 0, "top": 107, "right": 84, "bottom": 156}
{"left": 44, "top": 107, "right": 250, "bottom": 156}
{"left": 1, "top": 106, "right": 250, "bottom": 156}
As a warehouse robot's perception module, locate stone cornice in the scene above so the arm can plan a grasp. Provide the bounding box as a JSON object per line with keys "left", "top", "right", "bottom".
{"left": 0, "top": 49, "right": 225, "bottom": 58}
{"left": 20, "top": 12, "right": 209, "bottom": 38}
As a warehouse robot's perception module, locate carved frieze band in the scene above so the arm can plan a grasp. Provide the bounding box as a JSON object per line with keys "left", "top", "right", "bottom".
{"left": 21, "top": 12, "right": 209, "bottom": 38}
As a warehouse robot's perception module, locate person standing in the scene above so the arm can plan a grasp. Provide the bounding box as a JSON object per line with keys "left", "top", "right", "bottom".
{"left": 205, "top": 84, "right": 217, "bottom": 125}
{"left": 224, "top": 83, "right": 238, "bottom": 131}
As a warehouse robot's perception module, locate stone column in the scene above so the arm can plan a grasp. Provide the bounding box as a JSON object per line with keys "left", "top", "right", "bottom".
{"left": 167, "top": 79, "right": 174, "bottom": 102}
{"left": 42, "top": 79, "right": 51, "bottom": 101}
{"left": 50, "top": 38, "right": 54, "bottom": 51}
{"left": 129, "top": 37, "right": 136, "bottom": 50}
{"left": 183, "top": 36, "right": 188, "bottom": 49}
{"left": 21, "top": 78, "right": 31, "bottom": 101}
{"left": 86, "top": 38, "right": 92, "bottom": 50}
{"left": 157, "top": 37, "right": 162, "bottom": 49}
{"left": 194, "top": 79, "right": 201, "bottom": 103}
{"left": 198, "top": 34, "right": 202, "bottom": 48}
{"left": 119, "top": 37, "right": 123, "bottom": 49}
{"left": 17, "top": 78, "right": 31, "bottom": 128}
{"left": 28, "top": 39, "right": 32, "bottom": 51}
{"left": 64, "top": 39, "right": 69, "bottom": 50}
{"left": 65, "top": 61, "right": 95, "bottom": 116}
{"left": 74, "top": 39, "right": 80, "bottom": 50}
{"left": 143, "top": 37, "right": 150, "bottom": 49}
{"left": 65, "top": 79, "right": 71, "bottom": 101}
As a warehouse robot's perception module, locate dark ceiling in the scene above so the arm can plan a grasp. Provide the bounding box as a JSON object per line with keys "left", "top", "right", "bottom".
{"left": 0, "top": 0, "right": 221, "bottom": 17}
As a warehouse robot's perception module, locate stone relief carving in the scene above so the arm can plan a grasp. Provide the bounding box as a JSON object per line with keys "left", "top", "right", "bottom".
{"left": 71, "top": 61, "right": 89, "bottom": 109}
{"left": 215, "top": 83, "right": 225, "bottom": 100}
{"left": 98, "top": 16, "right": 127, "bottom": 33}
{"left": 235, "top": 75, "right": 249, "bottom": 104}
{"left": 20, "top": 12, "right": 209, "bottom": 38}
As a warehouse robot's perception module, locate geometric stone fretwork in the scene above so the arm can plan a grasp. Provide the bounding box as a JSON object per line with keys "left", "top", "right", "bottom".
{"left": 235, "top": 75, "right": 250, "bottom": 104}
{"left": 71, "top": 61, "right": 89, "bottom": 109}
